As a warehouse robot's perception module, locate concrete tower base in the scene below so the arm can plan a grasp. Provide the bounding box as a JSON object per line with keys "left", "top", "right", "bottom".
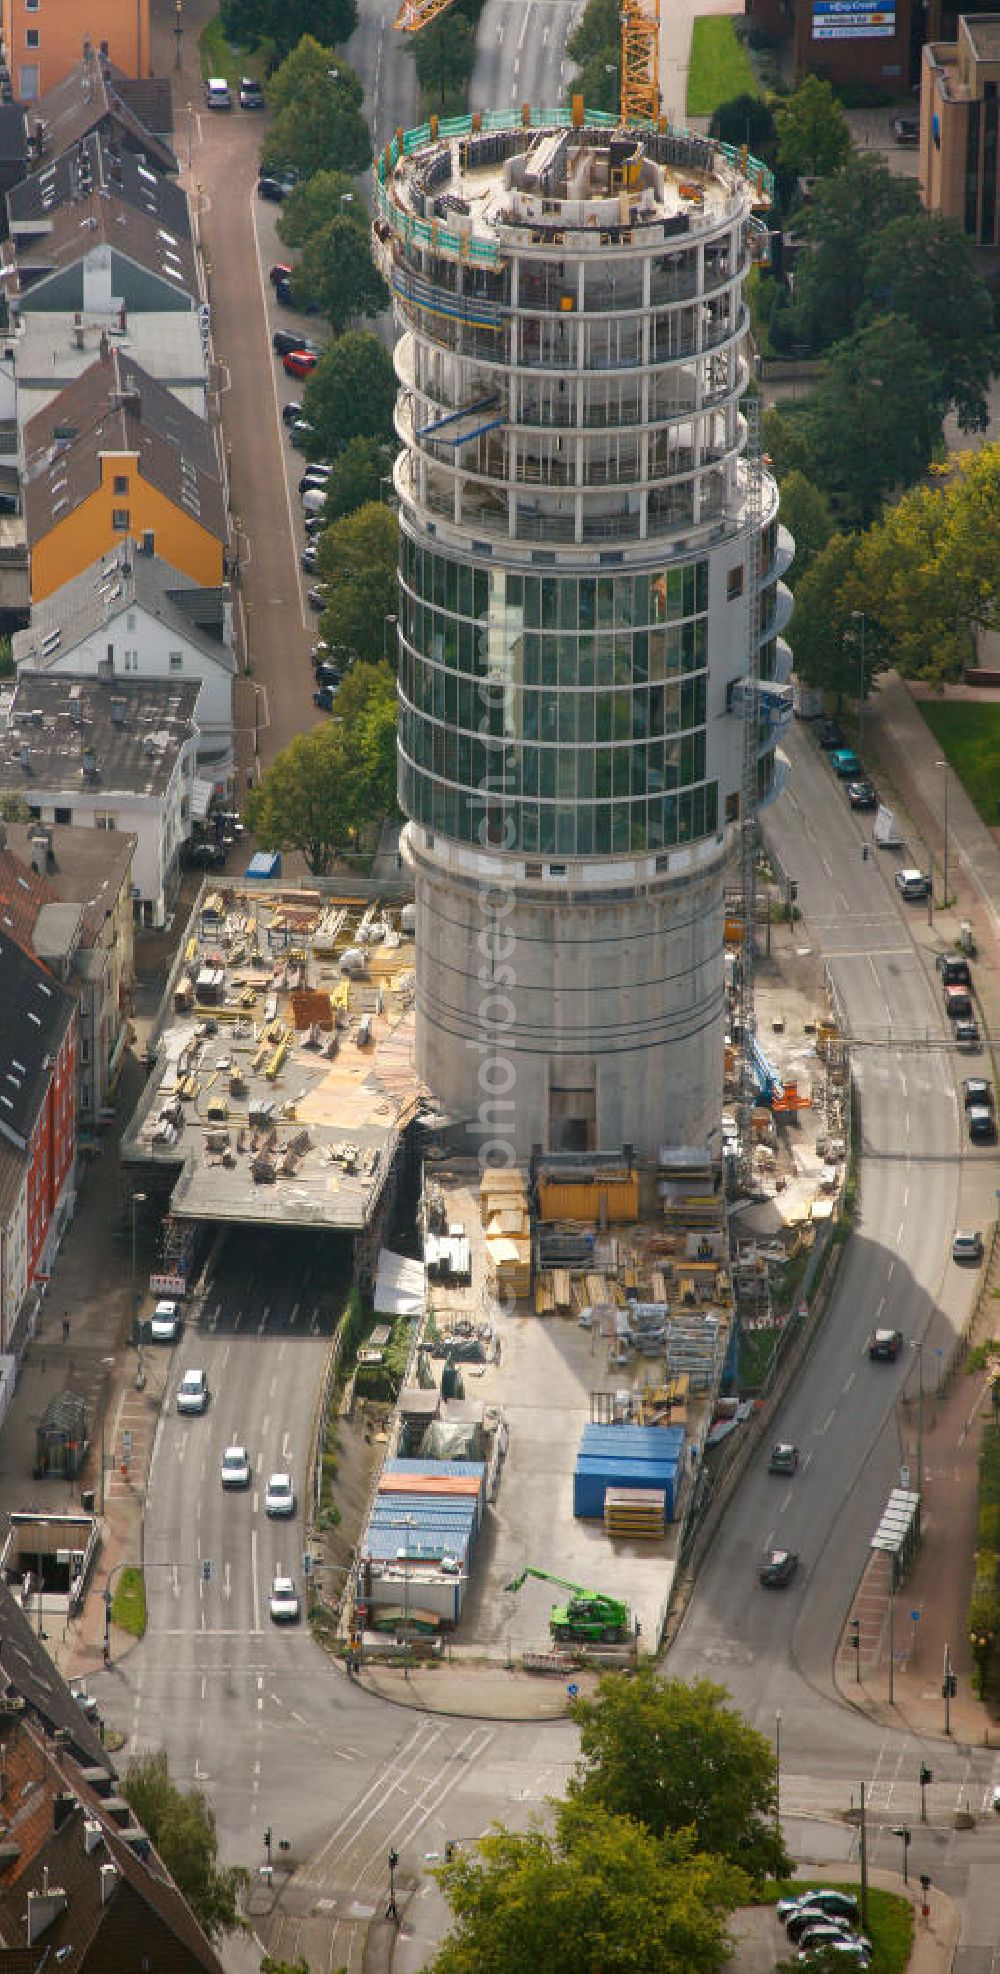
{"left": 405, "top": 824, "right": 727, "bottom": 1162}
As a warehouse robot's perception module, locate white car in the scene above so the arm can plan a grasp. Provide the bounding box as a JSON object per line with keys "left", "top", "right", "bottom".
{"left": 269, "top": 1574, "right": 301, "bottom": 1623}
{"left": 220, "top": 1444, "right": 251, "bottom": 1489}
{"left": 176, "top": 1368, "right": 208, "bottom": 1415}
{"left": 953, "top": 1230, "right": 984, "bottom": 1264}
{"left": 265, "top": 1472, "right": 296, "bottom": 1518}
{"left": 895, "top": 867, "right": 930, "bottom": 900}
{"left": 150, "top": 1298, "right": 181, "bottom": 1343}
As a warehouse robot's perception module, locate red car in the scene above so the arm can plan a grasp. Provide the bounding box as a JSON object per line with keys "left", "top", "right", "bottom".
{"left": 283, "top": 348, "right": 318, "bottom": 379}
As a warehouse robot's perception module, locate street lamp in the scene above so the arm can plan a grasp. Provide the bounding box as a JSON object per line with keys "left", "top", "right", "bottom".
{"left": 387, "top": 1846, "right": 400, "bottom": 1921}
{"left": 891, "top": 1824, "right": 911, "bottom": 1884}
{"left": 379, "top": 473, "right": 394, "bottom": 504}
{"left": 935, "top": 759, "right": 950, "bottom": 910}
{"left": 774, "top": 1710, "right": 782, "bottom": 1829}
{"left": 383, "top": 613, "right": 397, "bottom": 664}
{"left": 129, "top": 1193, "right": 147, "bottom": 1390}
{"left": 339, "top": 192, "right": 354, "bottom": 212}
{"left": 851, "top": 610, "right": 866, "bottom": 749}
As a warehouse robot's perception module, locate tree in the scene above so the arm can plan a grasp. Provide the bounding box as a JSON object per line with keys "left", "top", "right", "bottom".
{"left": 774, "top": 75, "right": 852, "bottom": 179}
{"left": 791, "top": 155, "right": 919, "bottom": 352}
{"left": 122, "top": 1751, "right": 248, "bottom": 1940}
{"left": 786, "top": 531, "right": 867, "bottom": 696}
{"left": 761, "top": 407, "right": 818, "bottom": 487}
{"left": 776, "top": 470, "right": 834, "bottom": 588}
{"left": 321, "top": 437, "right": 395, "bottom": 521}
{"left": 278, "top": 170, "right": 361, "bottom": 250}
{"left": 221, "top": 0, "right": 357, "bottom": 54}
{"left": 317, "top": 503, "right": 398, "bottom": 664}
{"left": 850, "top": 446, "right": 1000, "bottom": 682}
{"left": 412, "top": 12, "right": 476, "bottom": 112}
{"left": 566, "top": 1669, "right": 790, "bottom": 1883}
{"left": 806, "top": 314, "right": 939, "bottom": 526}
{"left": 710, "top": 93, "right": 777, "bottom": 162}
{"left": 428, "top": 1802, "right": 748, "bottom": 1974}
{"left": 335, "top": 661, "right": 399, "bottom": 819}
{"left": 566, "top": 0, "right": 619, "bottom": 71}
{"left": 245, "top": 723, "right": 356, "bottom": 874}
{"left": 261, "top": 42, "right": 370, "bottom": 179}
{"left": 301, "top": 332, "right": 396, "bottom": 459}
{"left": 861, "top": 214, "right": 999, "bottom": 432}
{"left": 295, "top": 215, "right": 388, "bottom": 331}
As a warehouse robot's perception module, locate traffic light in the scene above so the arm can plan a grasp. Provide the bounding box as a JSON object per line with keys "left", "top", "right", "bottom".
{"left": 919, "top": 1874, "right": 931, "bottom": 1894}
{"left": 920, "top": 1764, "right": 933, "bottom": 1786}
{"left": 849, "top": 1618, "right": 860, "bottom": 1645}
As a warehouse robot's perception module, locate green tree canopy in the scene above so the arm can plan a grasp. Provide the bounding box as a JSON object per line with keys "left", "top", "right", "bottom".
{"left": 220, "top": 0, "right": 357, "bottom": 55}
{"left": 278, "top": 169, "right": 361, "bottom": 249}
{"left": 335, "top": 661, "right": 399, "bottom": 816}
{"left": 122, "top": 1751, "right": 248, "bottom": 1940}
{"left": 317, "top": 501, "right": 398, "bottom": 663}
{"left": 428, "top": 1802, "right": 748, "bottom": 1974}
{"left": 776, "top": 470, "right": 834, "bottom": 588}
{"left": 294, "top": 215, "right": 388, "bottom": 331}
{"left": 806, "top": 313, "right": 940, "bottom": 526}
{"left": 762, "top": 407, "right": 819, "bottom": 487}
{"left": 321, "top": 437, "right": 395, "bottom": 521}
{"left": 262, "top": 43, "right": 370, "bottom": 179}
{"left": 566, "top": 0, "right": 618, "bottom": 70}
{"left": 851, "top": 447, "right": 1000, "bottom": 681}
{"left": 301, "top": 331, "right": 396, "bottom": 458}
{"left": 860, "top": 213, "right": 999, "bottom": 432}
{"left": 791, "top": 155, "right": 919, "bottom": 351}
{"left": 412, "top": 11, "right": 476, "bottom": 113}
{"left": 774, "top": 75, "right": 852, "bottom": 178}
{"left": 710, "top": 93, "right": 777, "bottom": 162}
{"left": 786, "top": 530, "right": 868, "bottom": 695}
{"left": 245, "top": 723, "right": 355, "bottom": 873}
{"left": 566, "top": 1669, "right": 790, "bottom": 1884}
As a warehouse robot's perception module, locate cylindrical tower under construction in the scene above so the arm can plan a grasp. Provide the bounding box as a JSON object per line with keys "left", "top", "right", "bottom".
{"left": 373, "top": 111, "right": 793, "bottom": 1159}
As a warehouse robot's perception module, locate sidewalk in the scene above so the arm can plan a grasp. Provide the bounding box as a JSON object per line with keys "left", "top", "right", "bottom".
{"left": 827, "top": 672, "right": 1000, "bottom": 1745}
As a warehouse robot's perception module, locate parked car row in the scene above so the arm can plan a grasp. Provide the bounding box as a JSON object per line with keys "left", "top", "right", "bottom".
{"left": 776, "top": 1887, "right": 869, "bottom": 1964}
{"left": 205, "top": 76, "right": 266, "bottom": 111}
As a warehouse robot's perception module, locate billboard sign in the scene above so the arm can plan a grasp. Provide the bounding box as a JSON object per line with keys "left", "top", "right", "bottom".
{"left": 812, "top": 0, "right": 895, "bottom": 35}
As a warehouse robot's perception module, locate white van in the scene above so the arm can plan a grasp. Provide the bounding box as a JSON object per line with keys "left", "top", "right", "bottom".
{"left": 302, "top": 487, "right": 328, "bottom": 518}
{"left": 205, "top": 78, "right": 233, "bottom": 110}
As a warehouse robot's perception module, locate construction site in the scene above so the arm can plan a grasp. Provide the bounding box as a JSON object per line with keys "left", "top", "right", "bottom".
{"left": 121, "top": 883, "right": 424, "bottom": 1278}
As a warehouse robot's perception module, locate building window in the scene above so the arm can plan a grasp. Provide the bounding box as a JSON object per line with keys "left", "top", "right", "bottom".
{"left": 18, "top": 65, "right": 38, "bottom": 97}
{"left": 80, "top": 1038, "right": 90, "bottom": 1064}
{"left": 169, "top": 650, "right": 183, "bottom": 672}
{"left": 54, "top": 807, "right": 71, "bottom": 825}
{"left": 127, "top": 612, "right": 136, "bottom": 632}
{"left": 112, "top": 508, "right": 130, "bottom": 531}
{"left": 82, "top": 1084, "right": 90, "bottom": 1111}
{"left": 113, "top": 475, "right": 129, "bottom": 496}
{"left": 123, "top": 650, "right": 138, "bottom": 671}
{"left": 25, "top": 28, "right": 39, "bottom": 47}
{"left": 727, "top": 566, "right": 744, "bottom": 601}
{"left": 95, "top": 813, "right": 117, "bottom": 830}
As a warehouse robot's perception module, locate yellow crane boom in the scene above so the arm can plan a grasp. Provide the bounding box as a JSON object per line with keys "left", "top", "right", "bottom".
{"left": 394, "top": 0, "right": 457, "bottom": 31}
{"left": 620, "top": 0, "right": 660, "bottom": 123}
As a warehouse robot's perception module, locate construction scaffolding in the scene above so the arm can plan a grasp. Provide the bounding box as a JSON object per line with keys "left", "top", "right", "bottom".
{"left": 735, "top": 395, "right": 764, "bottom": 1194}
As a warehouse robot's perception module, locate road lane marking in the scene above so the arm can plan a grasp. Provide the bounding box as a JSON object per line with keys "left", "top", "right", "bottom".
{"left": 816, "top": 1410, "right": 834, "bottom": 1435}
{"left": 843, "top": 1370, "right": 856, "bottom": 1393}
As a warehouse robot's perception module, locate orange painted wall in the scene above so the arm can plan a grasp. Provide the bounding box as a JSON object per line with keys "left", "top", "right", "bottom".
{"left": 30, "top": 452, "right": 224, "bottom": 602}
{"left": 2, "top": 0, "right": 150, "bottom": 98}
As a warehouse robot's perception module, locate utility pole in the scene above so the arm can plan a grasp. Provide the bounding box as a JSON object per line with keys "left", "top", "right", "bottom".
{"left": 859, "top": 1781, "right": 869, "bottom": 1934}
{"left": 943, "top": 1643, "right": 957, "bottom": 1735}
{"left": 919, "top": 1762, "right": 932, "bottom": 1822}
{"left": 888, "top": 1584, "right": 895, "bottom": 1706}
{"left": 849, "top": 1614, "right": 861, "bottom": 1682}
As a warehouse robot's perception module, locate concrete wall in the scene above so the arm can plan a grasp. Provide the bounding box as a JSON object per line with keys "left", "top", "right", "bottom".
{"left": 407, "top": 826, "right": 728, "bottom": 1161}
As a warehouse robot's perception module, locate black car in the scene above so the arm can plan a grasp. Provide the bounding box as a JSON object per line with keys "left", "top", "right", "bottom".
{"left": 239, "top": 76, "right": 265, "bottom": 108}
{"left": 300, "top": 545, "right": 319, "bottom": 574}
{"left": 847, "top": 779, "right": 877, "bottom": 811}
{"left": 257, "top": 175, "right": 285, "bottom": 203}
{"left": 315, "top": 661, "right": 341, "bottom": 688}
{"left": 314, "top": 683, "right": 339, "bottom": 711}
{"left": 868, "top": 1328, "right": 902, "bottom": 1361}
{"left": 184, "top": 841, "right": 226, "bottom": 871}
{"left": 963, "top": 1077, "right": 993, "bottom": 1110}
{"left": 818, "top": 720, "right": 844, "bottom": 750}
{"left": 969, "top": 1106, "right": 997, "bottom": 1145}
{"left": 786, "top": 1907, "right": 857, "bottom": 1945}
{"left": 937, "top": 953, "right": 972, "bottom": 987}
{"left": 282, "top": 400, "right": 303, "bottom": 427}
{"left": 759, "top": 1548, "right": 799, "bottom": 1588}
{"left": 273, "top": 329, "right": 320, "bottom": 359}
{"left": 274, "top": 274, "right": 294, "bottom": 305}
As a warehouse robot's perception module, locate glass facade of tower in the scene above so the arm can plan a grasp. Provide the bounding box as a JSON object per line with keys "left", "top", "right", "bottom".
{"left": 398, "top": 536, "right": 718, "bottom": 856}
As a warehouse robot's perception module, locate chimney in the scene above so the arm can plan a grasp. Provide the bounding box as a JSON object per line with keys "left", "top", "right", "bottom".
{"left": 26, "top": 1882, "right": 68, "bottom": 1944}
{"left": 52, "top": 1792, "right": 75, "bottom": 1834}
{"left": 99, "top": 1862, "right": 118, "bottom": 1905}
{"left": 29, "top": 829, "right": 51, "bottom": 875}
{"left": 83, "top": 1819, "right": 103, "bottom": 1855}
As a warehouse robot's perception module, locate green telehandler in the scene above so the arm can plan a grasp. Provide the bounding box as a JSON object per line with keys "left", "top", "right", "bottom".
{"left": 505, "top": 1567, "right": 631, "bottom": 1644}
